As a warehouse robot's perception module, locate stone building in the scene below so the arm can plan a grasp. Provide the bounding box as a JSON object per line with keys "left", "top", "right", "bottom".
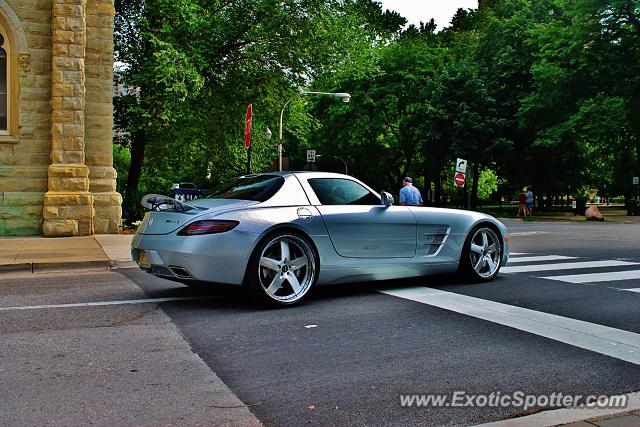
{"left": 0, "top": 0, "right": 121, "bottom": 236}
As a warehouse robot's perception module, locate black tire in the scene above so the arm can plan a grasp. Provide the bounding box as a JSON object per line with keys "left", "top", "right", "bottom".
{"left": 459, "top": 224, "right": 503, "bottom": 282}
{"left": 245, "top": 232, "right": 318, "bottom": 307}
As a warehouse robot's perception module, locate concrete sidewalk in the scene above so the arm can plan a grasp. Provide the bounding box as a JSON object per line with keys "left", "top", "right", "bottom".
{"left": 0, "top": 234, "right": 134, "bottom": 273}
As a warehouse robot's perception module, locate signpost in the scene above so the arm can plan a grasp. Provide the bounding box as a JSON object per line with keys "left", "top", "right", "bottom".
{"left": 244, "top": 104, "right": 253, "bottom": 174}
{"left": 307, "top": 150, "right": 316, "bottom": 163}
{"left": 454, "top": 157, "right": 467, "bottom": 188}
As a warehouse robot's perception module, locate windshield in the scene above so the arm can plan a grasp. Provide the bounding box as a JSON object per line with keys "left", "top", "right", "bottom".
{"left": 205, "top": 175, "right": 285, "bottom": 202}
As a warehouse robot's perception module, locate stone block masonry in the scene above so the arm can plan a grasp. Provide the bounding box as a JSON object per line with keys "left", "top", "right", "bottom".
{"left": 85, "top": 0, "right": 120, "bottom": 234}
{"left": 0, "top": 0, "right": 122, "bottom": 236}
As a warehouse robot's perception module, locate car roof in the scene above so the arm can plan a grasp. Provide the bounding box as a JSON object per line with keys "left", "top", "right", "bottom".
{"left": 240, "top": 171, "right": 351, "bottom": 179}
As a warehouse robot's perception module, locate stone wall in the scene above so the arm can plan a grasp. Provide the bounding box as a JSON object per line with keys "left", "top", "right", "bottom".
{"left": 0, "top": 0, "right": 52, "bottom": 235}
{"left": 0, "top": 0, "right": 121, "bottom": 236}
{"left": 85, "top": 0, "right": 120, "bottom": 234}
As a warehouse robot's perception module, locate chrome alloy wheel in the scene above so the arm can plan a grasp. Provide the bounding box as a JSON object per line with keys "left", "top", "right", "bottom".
{"left": 258, "top": 235, "right": 316, "bottom": 303}
{"left": 469, "top": 227, "right": 501, "bottom": 279}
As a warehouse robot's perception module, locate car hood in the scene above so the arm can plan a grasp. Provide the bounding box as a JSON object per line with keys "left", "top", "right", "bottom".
{"left": 137, "top": 199, "right": 258, "bottom": 235}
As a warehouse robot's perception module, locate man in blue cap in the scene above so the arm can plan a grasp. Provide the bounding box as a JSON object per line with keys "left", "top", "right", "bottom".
{"left": 399, "top": 177, "right": 423, "bottom": 206}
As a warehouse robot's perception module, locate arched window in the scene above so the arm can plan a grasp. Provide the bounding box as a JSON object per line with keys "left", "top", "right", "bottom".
{"left": 0, "top": 32, "right": 7, "bottom": 132}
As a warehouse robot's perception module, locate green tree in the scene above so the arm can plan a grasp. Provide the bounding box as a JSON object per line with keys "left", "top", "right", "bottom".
{"left": 114, "top": 0, "right": 403, "bottom": 221}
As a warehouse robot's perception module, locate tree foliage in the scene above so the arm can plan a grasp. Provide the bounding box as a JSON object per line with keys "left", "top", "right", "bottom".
{"left": 114, "top": 0, "right": 639, "bottom": 220}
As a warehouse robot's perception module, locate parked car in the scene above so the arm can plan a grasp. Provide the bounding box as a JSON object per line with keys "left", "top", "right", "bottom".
{"left": 132, "top": 172, "right": 509, "bottom": 306}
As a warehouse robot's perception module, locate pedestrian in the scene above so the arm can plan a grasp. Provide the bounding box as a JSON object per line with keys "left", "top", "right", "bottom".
{"left": 525, "top": 187, "right": 534, "bottom": 215}
{"left": 517, "top": 191, "right": 527, "bottom": 217}
{"left": 399, "top": 177, "right": 423, "bottom": 206}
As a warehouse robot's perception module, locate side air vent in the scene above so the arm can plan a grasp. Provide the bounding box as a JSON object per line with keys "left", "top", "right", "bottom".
{"left": 420, "top": 226, "right": 451, "bottom": 257}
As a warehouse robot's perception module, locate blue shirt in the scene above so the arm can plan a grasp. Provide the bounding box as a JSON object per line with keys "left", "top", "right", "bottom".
{"left": 526, "top": 191, "right": 533, "bottom": 203}
{"left": 400, "top": 185, "right": 423, "bottom": 206}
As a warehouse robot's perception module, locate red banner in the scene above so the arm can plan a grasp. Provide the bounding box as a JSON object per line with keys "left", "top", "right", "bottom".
{"left": 244, "top": 104, "right": 253, "bottom": 149}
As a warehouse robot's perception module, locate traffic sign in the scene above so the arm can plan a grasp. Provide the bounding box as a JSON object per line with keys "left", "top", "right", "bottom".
{"left": 634, "top": 176, "right": 639, "bottom": 185}
{"left": 307, "top": 150, "right": 316, "bottom": 163}
{"left": 244, "top": 104, "right": 252, "bottom": 149}
{"left": 456, "top": 158, "right": 467, "bottom": 174}
{"left": 454, "top": 172, "right": 466, "bottom": 188}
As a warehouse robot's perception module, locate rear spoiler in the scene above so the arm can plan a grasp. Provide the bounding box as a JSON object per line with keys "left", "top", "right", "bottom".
{"left": 141, "top": 194, "right": 206, "bottom": 213}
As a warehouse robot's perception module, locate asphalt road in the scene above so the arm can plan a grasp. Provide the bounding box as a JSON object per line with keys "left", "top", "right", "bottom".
{"left": 128, "top": 221, "right": 640, "bottom": 426}
{"left": 3, "top": 221, "right": 640, "bottom": 426}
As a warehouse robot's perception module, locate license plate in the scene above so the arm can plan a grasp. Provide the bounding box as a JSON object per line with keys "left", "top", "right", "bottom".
{"left": 137, "top": 249, "right": 150, "bottom": 268}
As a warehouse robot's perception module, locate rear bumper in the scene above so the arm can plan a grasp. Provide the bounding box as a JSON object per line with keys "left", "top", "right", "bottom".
{"left": 131, "top": 230, "right": 261, "bottom": 285}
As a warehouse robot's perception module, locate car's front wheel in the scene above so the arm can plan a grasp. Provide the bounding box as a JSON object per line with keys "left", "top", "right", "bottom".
{"left": 460, "top": 225, "right": 502, "bottom": 281}
{"left": 246, "top": 232, "right": 318, "bottom": 307}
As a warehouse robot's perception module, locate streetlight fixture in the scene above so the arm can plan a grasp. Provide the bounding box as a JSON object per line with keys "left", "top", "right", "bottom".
{"left": 278, "top": 91, "right": 351, "bottom": 172}
{"left": 316, "top": 154, "right": 348, "bottom": 175}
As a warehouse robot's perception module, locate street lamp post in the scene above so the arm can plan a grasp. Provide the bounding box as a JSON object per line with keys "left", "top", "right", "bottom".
{"left": 316, "top": 154, "right": 348, "bottom": 175}
{"left": 278, "top": 91, "right": 351, "bottom": 172}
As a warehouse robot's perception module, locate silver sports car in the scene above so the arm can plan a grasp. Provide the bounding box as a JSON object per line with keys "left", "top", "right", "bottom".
{"left": 132, "top": 172, "right": 509, "bottom": 306}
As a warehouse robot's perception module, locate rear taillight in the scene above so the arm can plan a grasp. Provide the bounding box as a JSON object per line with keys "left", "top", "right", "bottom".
{"left": 177, "top": 220, "right": 239, "bottom": 236}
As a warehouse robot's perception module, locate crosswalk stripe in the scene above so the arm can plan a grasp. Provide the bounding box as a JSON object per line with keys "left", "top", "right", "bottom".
{"left": 501, "top": 260, "right": 638, "bottom": 274}
{"left": 541, "top": 270, "right": 640, "bottom": 284}
{"left": 507, "top": 255, "right": 577, "bottom": 264}
{"left": 380, "top": 286, "right": 640, "bottom": 365}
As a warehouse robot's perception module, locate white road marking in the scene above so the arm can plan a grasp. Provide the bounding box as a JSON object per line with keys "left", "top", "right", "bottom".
{"left": 507, "top": 255, "right": 577, "bottom": 264}
{"left": 0, "top": 296, "right": 204, "bottom": 312}
{"left": 509, "top": 252, "right": 530, "bottom": 256}
{"left": 380, "top": 286, "right": 640, "bottom": 365}
{"left": 623, "top": 288, "right": 640, "bottom": 294}
{"left": 509, "top": 231, "right": 549, "bottom": 237}
{"left": 542, "top": 270, "right": 640, "bottom": 284}
{"left": 501, "top": 260, "right": 638, "bottom": 274}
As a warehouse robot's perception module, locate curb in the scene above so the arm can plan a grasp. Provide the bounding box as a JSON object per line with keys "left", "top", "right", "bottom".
{"left": 32, "top": 260, "right": 111, "bottom": 273}
{"left": 109, "top": 259, "right": 138, "bottom": 269}
{"left": 0, "top": 260, "right": 138, "bottom": 274}
{"left": 0, "top": 263, "right": 32, "bottom": 273}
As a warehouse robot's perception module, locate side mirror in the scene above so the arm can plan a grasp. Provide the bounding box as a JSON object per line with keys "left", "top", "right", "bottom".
{"left": 380, "top": 191, "right": 394, "bottom": 207}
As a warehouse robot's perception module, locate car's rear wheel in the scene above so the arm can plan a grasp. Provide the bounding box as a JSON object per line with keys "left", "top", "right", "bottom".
{"left": 460, "top": 225, "right": 502, "bottom": 281}
{"left": 247, "top": 232, "right": 317, "bottom": 307}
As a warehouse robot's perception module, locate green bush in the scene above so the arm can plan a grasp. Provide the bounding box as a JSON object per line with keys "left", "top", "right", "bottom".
{"left": 121, "top": 188, "right": 146, "bottom": 225}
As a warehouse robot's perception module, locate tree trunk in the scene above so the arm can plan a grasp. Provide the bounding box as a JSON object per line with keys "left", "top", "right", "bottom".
{"left": 123, "top": 129, "right": 147, "bottom": 207}
{"left": 470, "top": 162, "right": 479, "bottom": 210}
{"left": 435, "top": 172, "right": 442, "bottom": 207}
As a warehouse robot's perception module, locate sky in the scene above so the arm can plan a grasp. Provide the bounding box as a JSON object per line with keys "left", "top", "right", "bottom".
{"left": 379, "top": 0, "right": 479, "bottom": 30}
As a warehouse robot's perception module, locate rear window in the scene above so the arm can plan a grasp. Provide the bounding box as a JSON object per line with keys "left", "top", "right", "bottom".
{"left": 206, "top": 175, "right": 284, "bottom": 202}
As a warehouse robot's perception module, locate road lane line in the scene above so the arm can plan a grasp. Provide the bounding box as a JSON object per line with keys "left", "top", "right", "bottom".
{"left": 542, "top": 270, "right": 640, "bottom": 284}
{"left": 509, "top": 231, "right": 549, "bottom": 237}
{"left": 0, "top": 296, "right": 205, "bottom": 312}
{"left": 379, "top": 286, "right": 640, "bottom": 365}
{"left": 623, "top": 288, "right": 640, "bottom": 294}
{"left": 507, "top": 255, "right": 577, "bottom": 264}
{"left": 509, "top": 252, "right": 530, "bottom": 256}
{"left": 502, "top": 260, "right": 638, "bottom": 274}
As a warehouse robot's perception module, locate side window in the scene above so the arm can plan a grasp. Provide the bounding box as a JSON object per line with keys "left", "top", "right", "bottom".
{"left": 308, "top": 178, "right": 380, "bottom": 206}
{"left": 0, "top": 33, "right": 7, "bottom": 132}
